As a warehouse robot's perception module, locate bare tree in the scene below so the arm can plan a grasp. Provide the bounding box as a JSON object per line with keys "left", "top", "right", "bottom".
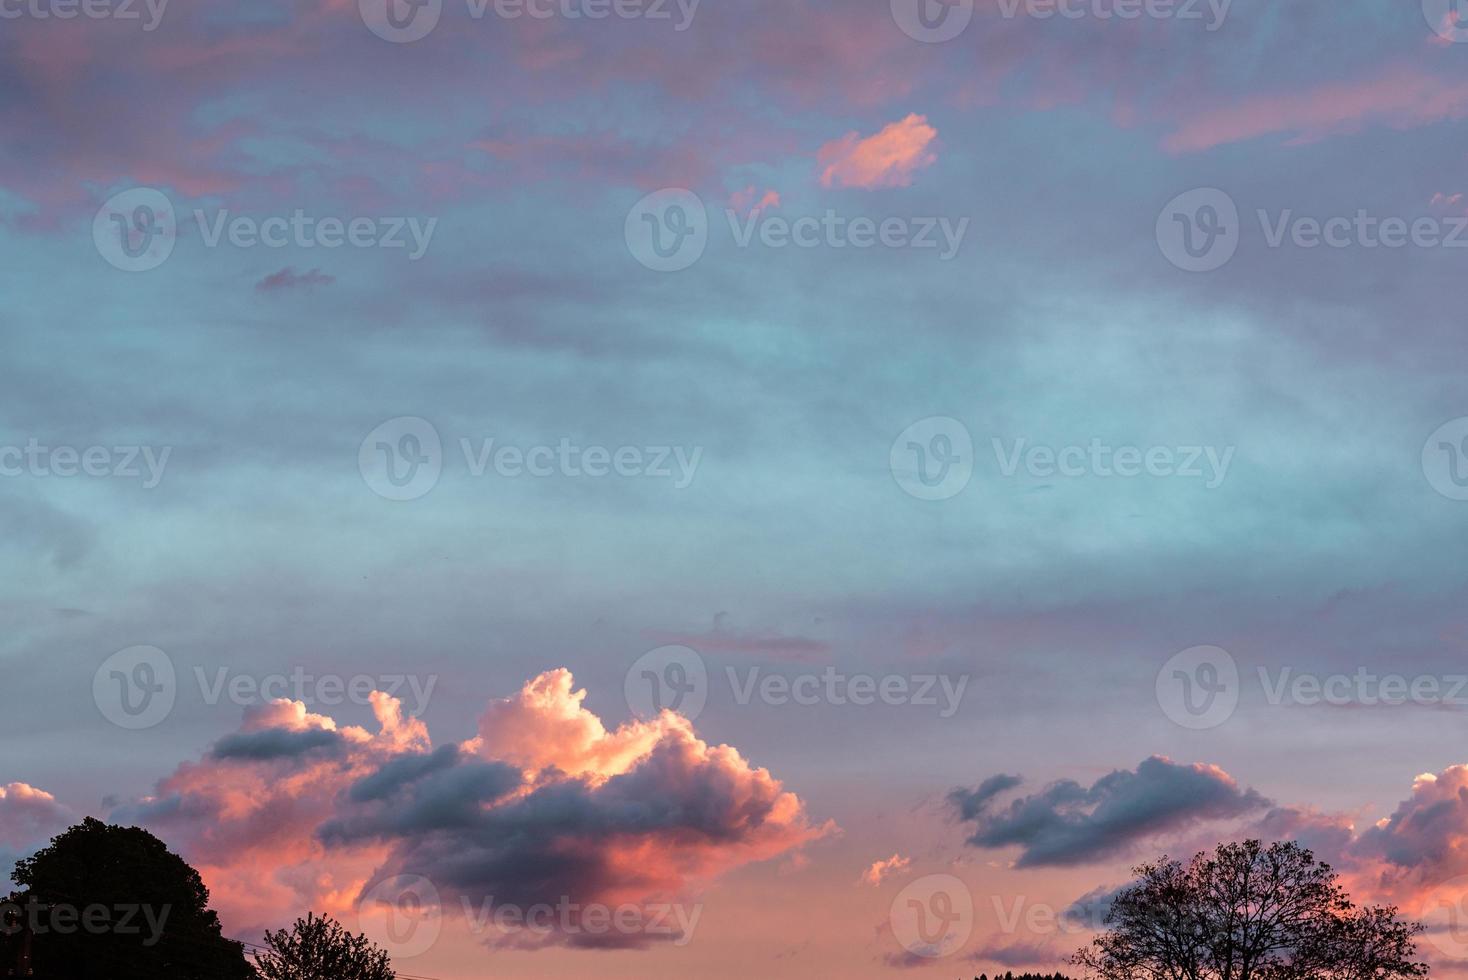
{"left": 254, "top": 912, "right": 395, "bottom": 980}
{"left": 1072, "top": 840, "right": 1427, "bottom": 980}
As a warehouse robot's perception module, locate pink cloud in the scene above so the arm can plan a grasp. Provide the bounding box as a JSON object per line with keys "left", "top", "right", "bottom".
{"left": 1161, "top": 66, "right": 1468, "bottom": 154}
{"left": 109, "top": 670, "right": 830, "bottom": 949}
{"left": 859, "top": 853, "right": 911, "bottom": 886}
{"left": 817, "top": 114, "right": 939, "bottom": 190}
{"left": 729, "top": 186, "right": 783, "bottom": 216}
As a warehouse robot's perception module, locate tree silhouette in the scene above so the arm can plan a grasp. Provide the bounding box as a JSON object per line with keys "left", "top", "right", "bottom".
{"left": 254, "top": 912, "right": 395, "bottom": 980}
{"left": 1072, "top": 840, "right": 1427, "bottom": 980}
{"left": 5, "top": 817, "right": 254, "bottom": 979}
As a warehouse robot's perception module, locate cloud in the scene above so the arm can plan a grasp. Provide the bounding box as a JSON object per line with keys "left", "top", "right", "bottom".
{"left": 859, "top": 853, "right": 911, "bottom": 886}
{"left": 110, "top": 670, "right": 830, "bottom": 949}
{"left": 255, "top": 267, "right": 336, "bottom": 292}
{"left": 729, "top": 186, "right": 782, "bottom": 216}
{"left": 817, "top": 114, "right": 938, "bottom": 190}
{"left": 1161, "top": 66, "right": 1468, "bottom": 153}
{"left": 0, "top": 782, "right": 72, "bottom": 883}
{"left": 951, "top": 757, "right": 1270, "bottom": 867}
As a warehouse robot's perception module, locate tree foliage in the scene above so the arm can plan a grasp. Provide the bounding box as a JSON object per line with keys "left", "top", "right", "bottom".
{"left": 1072, "top": 840, "right": 1427, "bottom": 980}
{"left": 254, "top": 912, "right": 396, "bottom": 980}
{"left": 7, "top": 816, "right": 255, "bottom": 980}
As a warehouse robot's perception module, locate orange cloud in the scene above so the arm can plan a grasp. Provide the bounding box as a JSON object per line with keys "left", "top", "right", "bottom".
{"left": 817, "top": 114, "right": 938, "bottom": 190}
{"left": 859, "top": 853, "right": 911, "bottom": 886}
{"left": 107, "top": 670, "right": 830, "bottom": 949}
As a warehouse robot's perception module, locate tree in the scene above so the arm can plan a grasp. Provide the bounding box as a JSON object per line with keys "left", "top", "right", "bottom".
{"left": 1072, "top": 840, "right": 1427, "bottom": 980}
{"left": 254, "top": 912, "right": 395, "bottom": 980}
{"left": 6, "top": 817, "right": 255, "bottom": 980}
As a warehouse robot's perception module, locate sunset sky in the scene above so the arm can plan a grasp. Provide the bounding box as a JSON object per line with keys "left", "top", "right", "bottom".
{"left": 5, "top": 0, "right": 1468, "bottom": 976}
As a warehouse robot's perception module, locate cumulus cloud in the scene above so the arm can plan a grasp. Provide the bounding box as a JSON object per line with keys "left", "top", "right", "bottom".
{"left": 0, "top": 782, "right": 73, "bottom": 883}
{"left": 817, "top": 114, "right": 938, "bottom": 190}
{"left": 951, "top": 757, "right": 1270, "bottom": 867}
{"left": 859, "top": 853, "right": 911, "bottom": 886}
{"left": 109, "top": 669, "right": 829, "bottom": 949}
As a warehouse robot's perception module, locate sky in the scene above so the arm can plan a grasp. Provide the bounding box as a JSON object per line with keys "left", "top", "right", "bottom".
{"left": 4, "top": 0, "right": 1468, "bottom": 976}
